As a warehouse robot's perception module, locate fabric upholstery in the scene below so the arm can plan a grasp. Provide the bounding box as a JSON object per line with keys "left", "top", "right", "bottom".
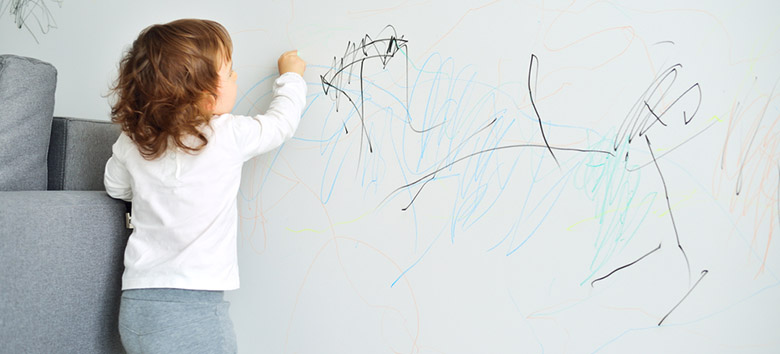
{"left": 0, "top": 55, "right": 57, "bottom": 191}
{"left": 0, "top": 191, "right": 130, "bottom": 354}
{"left": 0, "top": 54, "right": 129, "bottom": 353}
{"left": 48, "top": 117, "right": 122, "bottom": 190}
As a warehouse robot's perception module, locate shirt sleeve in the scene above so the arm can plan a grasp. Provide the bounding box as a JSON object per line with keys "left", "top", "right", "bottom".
{"left": 104, "top": 133, "right": 133, "bottom": 201}
{"left": 232, "top": 72, "right": 307, "bottom": 161}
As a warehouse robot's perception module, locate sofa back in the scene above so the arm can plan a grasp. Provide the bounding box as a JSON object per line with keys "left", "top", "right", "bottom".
{"left": 48, "top": 117, "right": 122, "bottom": 191}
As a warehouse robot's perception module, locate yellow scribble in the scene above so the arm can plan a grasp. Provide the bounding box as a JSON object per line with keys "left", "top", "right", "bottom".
{"left": 286, "top": 208, "right": 376, "bottom": 234}
{"left": 567, "top": 196, "right": 655, "bottom": 231}
{"left": 655, "top": 189, "right": 697, "bottom": 218}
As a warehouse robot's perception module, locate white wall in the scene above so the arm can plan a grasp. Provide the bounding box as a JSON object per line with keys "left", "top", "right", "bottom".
{"left": 3, "top": 1, "right": 779, "bottom": 352}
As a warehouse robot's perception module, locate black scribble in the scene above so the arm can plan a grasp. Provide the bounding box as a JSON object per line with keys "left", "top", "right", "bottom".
{"left": 591, "top": 243, "right": 661, "bottom": 287}
{"left": 626, "top": 119, "right": 718, "bottom": 172}
{"left": 602, "top": 61, "right": 714, "bottom": 326}
{"left": 381, "top": 117, "right": 502, "bottom": 210}
{"left": 643, "top": 101, "right": 668, "bottom": 127}
{"left": 646, "top": 135, "right": 692, "bottom": 285}
{"left": 658, "top": 270, "right": 709, "bottom": 326}
{"left": 613, "top": 64, "right": 702, "bottom": 154}
{"left": 0, "top": 0, "right": 61, "bottom": 43}
{"left": 400, "top": 175, "right": 435, "bottom": 212}
{"left": 528, "top": 54, "right": 559, "bottom": 167}
{"left": 390, "top": 53, "right": 600, "bottom": 211}
{"left": 321, "top": 25, "right": 424, "bottom": 176}
{"left": 377, "top": 53, "right": 615, "bottom": 211}
{"left": 320, "top": 25, "right": 410, "bottom": 152}
{"left": 385, "top": 142, "right": 613, "bottom": 210}
{"left": 653, "top": 40, "right": 675, "bottom": 46}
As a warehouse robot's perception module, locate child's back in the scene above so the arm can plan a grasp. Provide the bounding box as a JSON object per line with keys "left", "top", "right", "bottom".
{"left": 103, "top": 18, "right": 306, "bottom": 354}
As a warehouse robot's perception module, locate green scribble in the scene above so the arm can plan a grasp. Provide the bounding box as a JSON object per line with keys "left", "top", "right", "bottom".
{"left": 573, "top": 132, "right": 657, "bottom": 286}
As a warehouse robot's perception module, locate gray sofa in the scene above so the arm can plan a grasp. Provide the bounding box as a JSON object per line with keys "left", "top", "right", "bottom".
{"left": 0, "top": 55, "right": 130, "bottom": 353}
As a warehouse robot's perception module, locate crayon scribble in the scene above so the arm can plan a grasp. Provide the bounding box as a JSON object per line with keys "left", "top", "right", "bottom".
{"left": 320, "top": 24, "right": 409, "bottom": 169}
{"left": 588, "top": 61, "right": 710, "bottom": 323}
{"left": 0, "top": 0, "right": 61, "bottom": 43}
{"left": 320, "top": 27, "right": 618, "bottom": 252}
{"left": 716, "top": 78, "right": 780, "bottom": 276}
{"left": 229, "top": 3, "right": 780, "bottom": 352}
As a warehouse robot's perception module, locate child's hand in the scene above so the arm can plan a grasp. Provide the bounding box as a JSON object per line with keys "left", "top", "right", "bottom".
{"left": 278, "top": 50, "right": 306, "bottom": 77}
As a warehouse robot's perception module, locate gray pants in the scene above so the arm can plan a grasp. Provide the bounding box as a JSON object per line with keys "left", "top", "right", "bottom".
{"left": 118, "top": 288, "right": 237, "bottom": 354}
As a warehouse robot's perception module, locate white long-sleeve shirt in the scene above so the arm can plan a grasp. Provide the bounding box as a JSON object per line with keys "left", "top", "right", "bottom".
{"left": 104, "top": 72, "right": 307, "bottom": 291}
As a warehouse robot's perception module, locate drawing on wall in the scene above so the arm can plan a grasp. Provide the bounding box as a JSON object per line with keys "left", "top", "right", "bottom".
{"left": 317, "top": 24, "right": 712, "bottom": 327}
{"left": 0, "top": 0, "right": 61, "bottom": 43}
{"left": 231, "top": 5, "right": 779, "bottom": 348}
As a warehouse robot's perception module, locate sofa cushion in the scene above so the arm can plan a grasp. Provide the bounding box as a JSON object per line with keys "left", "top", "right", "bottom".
{"left": 48, "top": 117, "right": 122, "bottom": 191}
{"left": 0, "top": 191, "right": 130, "bottom": 353}
{"left": 0, "top": 55, "right": 57, "bottom": 191}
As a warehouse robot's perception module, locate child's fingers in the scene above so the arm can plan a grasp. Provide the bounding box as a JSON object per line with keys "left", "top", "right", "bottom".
{"left": 277, "top": 49, "right": 306, "bottom": 75}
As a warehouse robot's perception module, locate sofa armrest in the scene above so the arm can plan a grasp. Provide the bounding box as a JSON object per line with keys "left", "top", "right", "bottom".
{"left": 0, "top": 191, "right": 130, "bottom": 353}
{"left": 48, "top": 117, "right": 122, "bottom": 191}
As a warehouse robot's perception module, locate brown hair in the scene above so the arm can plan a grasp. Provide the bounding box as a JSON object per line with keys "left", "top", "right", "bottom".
{"left": 110, "top": 19, "right": 233, "bottom": 160}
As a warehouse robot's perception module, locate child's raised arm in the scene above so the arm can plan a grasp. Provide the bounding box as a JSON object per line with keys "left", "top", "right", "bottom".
{"left": 230, "top": 50, "right": 307, "bottom": 161}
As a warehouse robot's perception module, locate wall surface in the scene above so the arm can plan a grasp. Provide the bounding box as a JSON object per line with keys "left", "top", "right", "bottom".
{"left": 2, "top": 1, "right": 779, "bottom": 353}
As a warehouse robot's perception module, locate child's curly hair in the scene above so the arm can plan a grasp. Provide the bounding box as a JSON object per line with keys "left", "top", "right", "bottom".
{"left": 111, "top": 19, "right": 233, "bottom": 160}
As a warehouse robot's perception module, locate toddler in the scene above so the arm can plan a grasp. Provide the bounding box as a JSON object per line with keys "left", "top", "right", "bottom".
{"left": 104, "top": 18, "right": 306, "bottom": 353}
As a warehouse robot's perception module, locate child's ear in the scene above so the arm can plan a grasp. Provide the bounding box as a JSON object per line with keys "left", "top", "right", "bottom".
{"left": 201, "top": 94, "right": 216, "bottom": 112}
